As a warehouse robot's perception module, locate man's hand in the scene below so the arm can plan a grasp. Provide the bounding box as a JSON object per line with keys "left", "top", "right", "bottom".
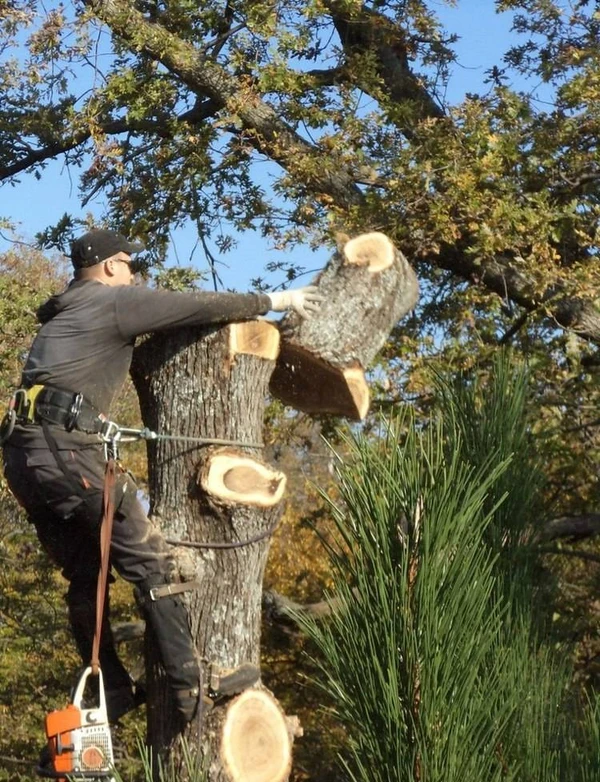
{"left": 268, "top": 286, "right": 324, "bottom": 319}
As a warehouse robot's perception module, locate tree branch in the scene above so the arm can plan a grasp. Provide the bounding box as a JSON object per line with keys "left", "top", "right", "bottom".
{"left": 8, "top": 2, "right": 600, "bottom": 349}
{"left": 0, "top": 100, "right": 219, "bottom": 181}
{"left": 113, "top": 587, "right": 357, "bottom": 644}
{"left": 262, "top": 587, "right": 361, "bottom": 628}
{"left": 537, "top": 513, "right": 600, "bottom": 543}
{"left": 324, "top": 0, "right": 444, "bottom": 122}
{"left": 433, "top": 244, "right": 600, "bottom": 343}
{"left": 83, "top": 0, "right": 365, "bottom": 210}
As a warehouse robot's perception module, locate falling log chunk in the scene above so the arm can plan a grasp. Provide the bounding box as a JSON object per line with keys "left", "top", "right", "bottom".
{"left": 270, "top": 345, "right": 369, "bottom": 420}
{"left": 229, "top": 320, "right": 280, "bottom": 361}
{"left": 221, "top": 690, "right": 292, "bottom": 782}
{"left": 270, "top": 231, "right": 418, "bottom": 419}
{"left": 200, "top": 450, "right": 287, "bottom": 507}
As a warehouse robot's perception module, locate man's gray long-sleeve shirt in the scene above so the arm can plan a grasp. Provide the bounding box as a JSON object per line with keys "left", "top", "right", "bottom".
{"left": 22, "top": 280, "right": 272, "bottom": 416}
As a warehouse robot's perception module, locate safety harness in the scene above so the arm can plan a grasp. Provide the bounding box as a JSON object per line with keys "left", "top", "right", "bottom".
{"left": 1, "top": 385, "right": 277, "bottom": 552}
{"left": 1, "top": 385, "right": 263, "bottom": 453}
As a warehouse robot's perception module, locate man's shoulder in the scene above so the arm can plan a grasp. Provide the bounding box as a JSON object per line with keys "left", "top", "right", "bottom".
{"left": 67, "top": 279, "right": 118, "bottom": 301}
{"left": 114, "top": 284, "right": 163, "bottom": 300}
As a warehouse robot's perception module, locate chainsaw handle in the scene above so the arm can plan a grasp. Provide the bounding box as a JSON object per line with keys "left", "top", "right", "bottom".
{"left": 72, "top": 666, "right": 108, "bottom": 716}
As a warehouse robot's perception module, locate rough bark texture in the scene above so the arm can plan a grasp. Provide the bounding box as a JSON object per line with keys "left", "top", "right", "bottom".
{"left": 121, "top": 231, "right": 415, "bottom": 779}
{"left": 270, "top": 233, "right": 418, "bottom": 418}
{"left": 130, "top": 322, "right": 285, "bottom": 780}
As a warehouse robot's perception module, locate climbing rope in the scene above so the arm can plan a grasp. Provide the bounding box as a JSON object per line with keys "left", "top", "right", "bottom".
{"left": 105, "top": 423, "right": 263, "bottom": 450}
{"left": 165, "top": 522, "right": 279, "bottom": 551}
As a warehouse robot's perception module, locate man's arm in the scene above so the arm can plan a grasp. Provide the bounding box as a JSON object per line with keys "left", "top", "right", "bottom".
{"left": 116, "top": 286, "right": 324, "bottom": 340}
{"left": 116, "top": 287, "right": 273, "bottom": 339}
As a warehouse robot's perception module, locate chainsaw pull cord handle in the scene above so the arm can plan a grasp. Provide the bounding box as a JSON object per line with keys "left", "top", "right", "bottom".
{"left": 91, "top": 457, "right": 117, "bottom": 676}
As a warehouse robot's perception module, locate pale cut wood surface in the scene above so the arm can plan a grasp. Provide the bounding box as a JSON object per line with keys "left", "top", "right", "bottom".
{"left": 200, "top": 450, "right": 287, "bottom": 507}
{"left": 221, "top": 690, "right": 292, "bottom": 782}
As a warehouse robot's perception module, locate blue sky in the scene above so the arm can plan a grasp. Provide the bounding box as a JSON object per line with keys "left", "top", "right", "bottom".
{"left": 1, "top": 1, "right": 521, "bottom": 290}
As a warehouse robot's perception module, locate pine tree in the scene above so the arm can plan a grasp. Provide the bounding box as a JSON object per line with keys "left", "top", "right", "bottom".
{"left": 299, "top": 355, "right": 600, "bottom": 781}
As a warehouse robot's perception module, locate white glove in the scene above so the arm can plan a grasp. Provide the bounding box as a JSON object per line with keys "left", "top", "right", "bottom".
{"left": 268, "top": 286, "right": 324, "bottom": 319}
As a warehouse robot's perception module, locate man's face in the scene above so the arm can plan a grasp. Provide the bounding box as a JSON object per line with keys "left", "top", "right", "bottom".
{"left": 106, "top": 252, "right": 135, "bottom": 286}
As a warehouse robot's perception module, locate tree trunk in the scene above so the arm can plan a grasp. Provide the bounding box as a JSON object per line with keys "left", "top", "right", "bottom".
{"left": 131, "top": 320, "right": 291, "bottom": 780}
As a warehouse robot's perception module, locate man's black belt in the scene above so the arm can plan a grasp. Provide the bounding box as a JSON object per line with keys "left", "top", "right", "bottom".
{"left": 21, "top": 386, "right": 105, "bottom": 434}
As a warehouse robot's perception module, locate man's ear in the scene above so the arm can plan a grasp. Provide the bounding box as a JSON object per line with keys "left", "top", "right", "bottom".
{"left": 104, "top": 258, "right": 117, "bottom": 277}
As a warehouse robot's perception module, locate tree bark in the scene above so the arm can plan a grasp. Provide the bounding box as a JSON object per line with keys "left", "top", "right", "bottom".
{"left": 130, "top": 321, "right": 288, "bottom": 780}
{"left": 324, "top": 0, "right": 444, "bottom": 123}
{"left": 536, "top": 513, "right": 600, "bottom": 543}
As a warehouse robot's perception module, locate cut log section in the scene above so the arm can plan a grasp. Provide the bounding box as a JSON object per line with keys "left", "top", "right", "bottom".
{"left": 270, "top": 345, "right": 369, "bottom": 420}
{"left": 229, "top": 320, "right": 280, "bottom": 361}
{"left": 270, "top": 232, "right": 418, "bottom": 419}
{"left": 200, "top": 450, "right": 287, "bottom": 507}
{"left": 221, "top": 690, "right": 292, "bottom": 782}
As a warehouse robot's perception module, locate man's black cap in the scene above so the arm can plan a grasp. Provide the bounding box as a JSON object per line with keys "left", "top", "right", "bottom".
{"left": 70, "top": 229, "right": 145, "bottom": 269}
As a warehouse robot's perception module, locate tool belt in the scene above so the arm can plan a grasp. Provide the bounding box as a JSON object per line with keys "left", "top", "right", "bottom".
{"left": 1, "top": 385, "right": 106, "bottom": 443}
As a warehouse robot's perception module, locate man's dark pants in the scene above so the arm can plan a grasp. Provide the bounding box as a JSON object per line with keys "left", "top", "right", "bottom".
{"left": 2, "top": 433, "right": 199, "bottom": 719}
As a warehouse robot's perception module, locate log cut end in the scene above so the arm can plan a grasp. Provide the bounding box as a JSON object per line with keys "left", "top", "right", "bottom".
{"left": 200, "top": 451, "right": 287, "bottom": 507}
{"left": 343, "top": 231, "right": 395, "bottom": 273}
{"left": 221, "top": 690, "right": 293, "bottom": 782}
{"left": 269, "top": 344, "right": 369, "bottom": 420}
{"left": 229, "top": 320, "right": 280, "bottom": 360}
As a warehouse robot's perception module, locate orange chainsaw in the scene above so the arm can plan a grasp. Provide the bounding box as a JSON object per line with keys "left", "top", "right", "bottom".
{"left": 38, "top": 666, "right": 116, "bottom": 781}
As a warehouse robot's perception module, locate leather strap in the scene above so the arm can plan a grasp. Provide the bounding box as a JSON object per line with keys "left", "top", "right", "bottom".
{"left": 91, "top": 458, "right": 117, "bottom": 675}
{"left": 146, "top": 580, "right": 201, "bottom": 602}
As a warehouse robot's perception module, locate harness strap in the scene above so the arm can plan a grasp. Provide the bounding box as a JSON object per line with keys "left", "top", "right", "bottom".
{"left": 91, "top": 458, "right": 117, "bottom": 676}
{"left": 145, "top": 580, "right": 201, "bottom": 603}
{"left": 34, "top": 386, "right": 105, "bottom": 434}
{"left": 5, "top": 386, "right": 264, "bottom": 450}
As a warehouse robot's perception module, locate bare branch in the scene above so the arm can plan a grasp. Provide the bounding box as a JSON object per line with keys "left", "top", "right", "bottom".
{"left": 537, "top": 514, "right": 600, "bottom": 543}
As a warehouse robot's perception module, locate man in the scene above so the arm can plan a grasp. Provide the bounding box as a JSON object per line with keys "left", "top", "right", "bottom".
{"left": 1, "top": 228, "right": 322, "bottom": 724}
